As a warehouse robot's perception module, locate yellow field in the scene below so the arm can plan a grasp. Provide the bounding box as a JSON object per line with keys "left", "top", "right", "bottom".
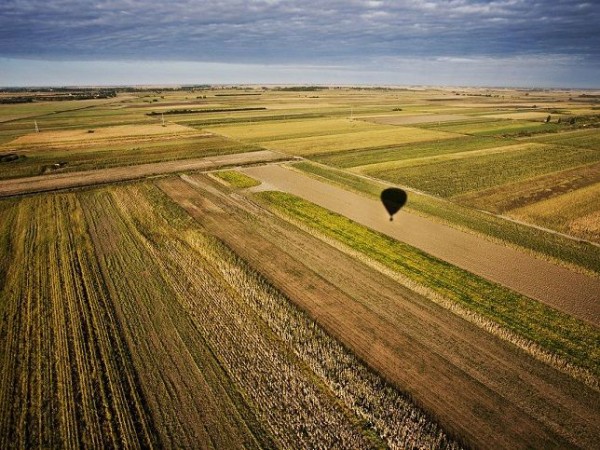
{"left": 509, "top": 182, "right": 600, "bottom": 242}
{"left": 262, "top": 127, "right": 458, "bottom": 156}
{"left": 350, "top": 142, "right": 541, "bottom": 174}
{"left": 208, "top": 118, "right": 387, "bottom": 142}
{"left": 482, "top": 112, "right": 555, "bottom": 120}
{"left": 11, "top": 123, "right": 198, "bottom": 146}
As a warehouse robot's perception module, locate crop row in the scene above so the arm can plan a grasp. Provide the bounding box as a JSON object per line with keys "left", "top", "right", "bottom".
{"left": 0, "top": 194, "right": 156, "bottom": 449}
{"left": 364, "top": 143, "right": 600, "bottom": 197}
{"left": 113, "top": 183, "right": 462, "bottom": 449}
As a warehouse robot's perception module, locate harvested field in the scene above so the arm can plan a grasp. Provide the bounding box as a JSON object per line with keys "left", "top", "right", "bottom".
{"left": 262, "top": 127, "right": 458, "bottom": 156}
{"left": 159, "top": 174, "right": 600, "bottom": 449}
{"left": 509, "top": 182, "right": 600, "bottom": 242}
{"left": 2, "top": 87, "right": 599, "bottom": 449}
{"left": 11, "top": 123, "right": 196, "bottom": 145}
{"left": 455, "top": 161, "right": 600, "bottom": 212}
{"left": 481, "top": 111, "right": 556, "bottom": 120}
{"left": 0, "top": 183, "right": 462, "bottom": 449}
{"left": 0, "top": 150, "right": 291, "bottom": 197}
{"left": 0, "top": 119, "right": 265, "bottom": 180}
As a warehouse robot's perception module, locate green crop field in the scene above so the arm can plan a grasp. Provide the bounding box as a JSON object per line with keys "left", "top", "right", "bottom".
{"left": 532, "top": 128, "right": 600, "bottom": 149}
{"left": 421, "top": 119, "right": 560, "bottom": 136}
{"left": 364, "top": 143, "right": 600, "bottom": 197}
{"left": 213, "top": 170, "right": 261, "bottom": 188}
{"left": 311, "top": 135, "right": 518, "bottom": 168}
{"left": 262, "top": 127, "right": 458, "bottom": 156}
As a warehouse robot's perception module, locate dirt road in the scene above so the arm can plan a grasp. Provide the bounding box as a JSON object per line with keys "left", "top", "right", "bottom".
{"left": 242, "top": 164, "right": 600, "bottom": 325}
{"left": 158, "top": 174, "right": 600, "bottom": 449}
{"left": 0, "top": 151, "right": 291, "bottom": 198}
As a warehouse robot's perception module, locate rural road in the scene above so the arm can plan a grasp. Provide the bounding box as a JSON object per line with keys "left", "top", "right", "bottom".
{"left": 0, "top": 150, "right": 292, "bottom": 197}
{"left": 242, "top": 164, "right": 600, "bottom": 326}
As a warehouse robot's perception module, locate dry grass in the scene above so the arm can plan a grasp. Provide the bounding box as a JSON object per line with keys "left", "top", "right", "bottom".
{"left": 11, "top": 123, "right": 198, "bottom": 146}
{"left": 208, "top": 118, "right": 386, "bottom": 142}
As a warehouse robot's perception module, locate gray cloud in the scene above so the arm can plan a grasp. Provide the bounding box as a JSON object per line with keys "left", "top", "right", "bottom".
{"left": 1, "top": 0, "right": 599, "bottom": 62}
{"left": 1, "top": 1, "right": 598, "bottom": 87}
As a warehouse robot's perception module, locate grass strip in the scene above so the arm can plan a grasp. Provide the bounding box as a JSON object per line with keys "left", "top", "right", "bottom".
{"left": 292, "top": 162, "right": 600, "bottom": 275}
{"left": 256, "top": 190, "right": 600, "bottom": 378}
{"left": 213, "top": 170, "right": 261, "bottom": 188}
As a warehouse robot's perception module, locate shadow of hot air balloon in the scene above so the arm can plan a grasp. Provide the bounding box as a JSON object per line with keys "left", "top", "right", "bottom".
{"left": 380, "top": 188, "right": 407, "bottom": 221}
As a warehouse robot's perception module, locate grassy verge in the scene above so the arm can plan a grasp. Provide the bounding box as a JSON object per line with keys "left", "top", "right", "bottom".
{"left": 213, "top": 170, "right": 261, "bottom": 188}
{"left": 256, "top": 190, "right": 600, "bottom": 379}
{"left": 292, "top": 162, "right": 600, "bottom": 275}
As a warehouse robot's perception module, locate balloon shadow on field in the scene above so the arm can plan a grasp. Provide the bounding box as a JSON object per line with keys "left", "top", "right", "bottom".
{"left": 380, "top": 188, "right": 408, "bottom": 221}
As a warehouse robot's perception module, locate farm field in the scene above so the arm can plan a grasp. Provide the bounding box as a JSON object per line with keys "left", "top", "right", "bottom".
{"left": 0, "top": 183, "right": 461, "bottom": 449}
{"left": 1, "top": 86, "right": 599, "bottom": 449}
{"left": 159, "top": 173, "right": 599, "bottom": 449}
{"left": 0, "top": 123, "right": 261, "bottom": 180}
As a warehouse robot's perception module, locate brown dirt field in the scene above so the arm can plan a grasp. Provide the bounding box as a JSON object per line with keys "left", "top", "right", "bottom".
{"left": 241, "top": 164, "right": 600, "bottom": 326}
{"left": 455, "top": 162, "right": 600, "bottom": 212}
{"left": 0, "top": 151, "right": 293, "bottom": 198}
{"left": 157, "top": 174, "right": 600, "bottom": 449}
{"left": 362, "top": 114, "right": 472, "bottom": 125}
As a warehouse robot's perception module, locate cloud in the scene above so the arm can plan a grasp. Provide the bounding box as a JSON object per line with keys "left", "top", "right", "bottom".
{"left": 0, "top": 1, "right": 598, "bottom": 86}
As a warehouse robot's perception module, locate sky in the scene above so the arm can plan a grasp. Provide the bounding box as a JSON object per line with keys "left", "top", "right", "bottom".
{"left": 1, "top": 0, "right": 599, "bottom": 88}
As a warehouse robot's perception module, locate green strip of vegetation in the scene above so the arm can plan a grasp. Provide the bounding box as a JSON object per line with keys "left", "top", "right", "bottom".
{"left": 213, "top": 170, "right": 261, "bottom": 189}
{"left": 256, "top": 190, "right": 600, "bottom": 377}
{"left": 292, "top": 162, "right": 600, "bottom": 275}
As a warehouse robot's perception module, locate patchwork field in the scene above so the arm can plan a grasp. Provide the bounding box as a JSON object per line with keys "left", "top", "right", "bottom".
{"left": 1, "top": 86, "right": 599, "bottom": 449}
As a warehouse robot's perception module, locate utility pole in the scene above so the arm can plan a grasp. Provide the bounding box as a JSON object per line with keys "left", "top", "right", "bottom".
{"left": 34, "top": 120, "right": 39, "bottom": 132}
